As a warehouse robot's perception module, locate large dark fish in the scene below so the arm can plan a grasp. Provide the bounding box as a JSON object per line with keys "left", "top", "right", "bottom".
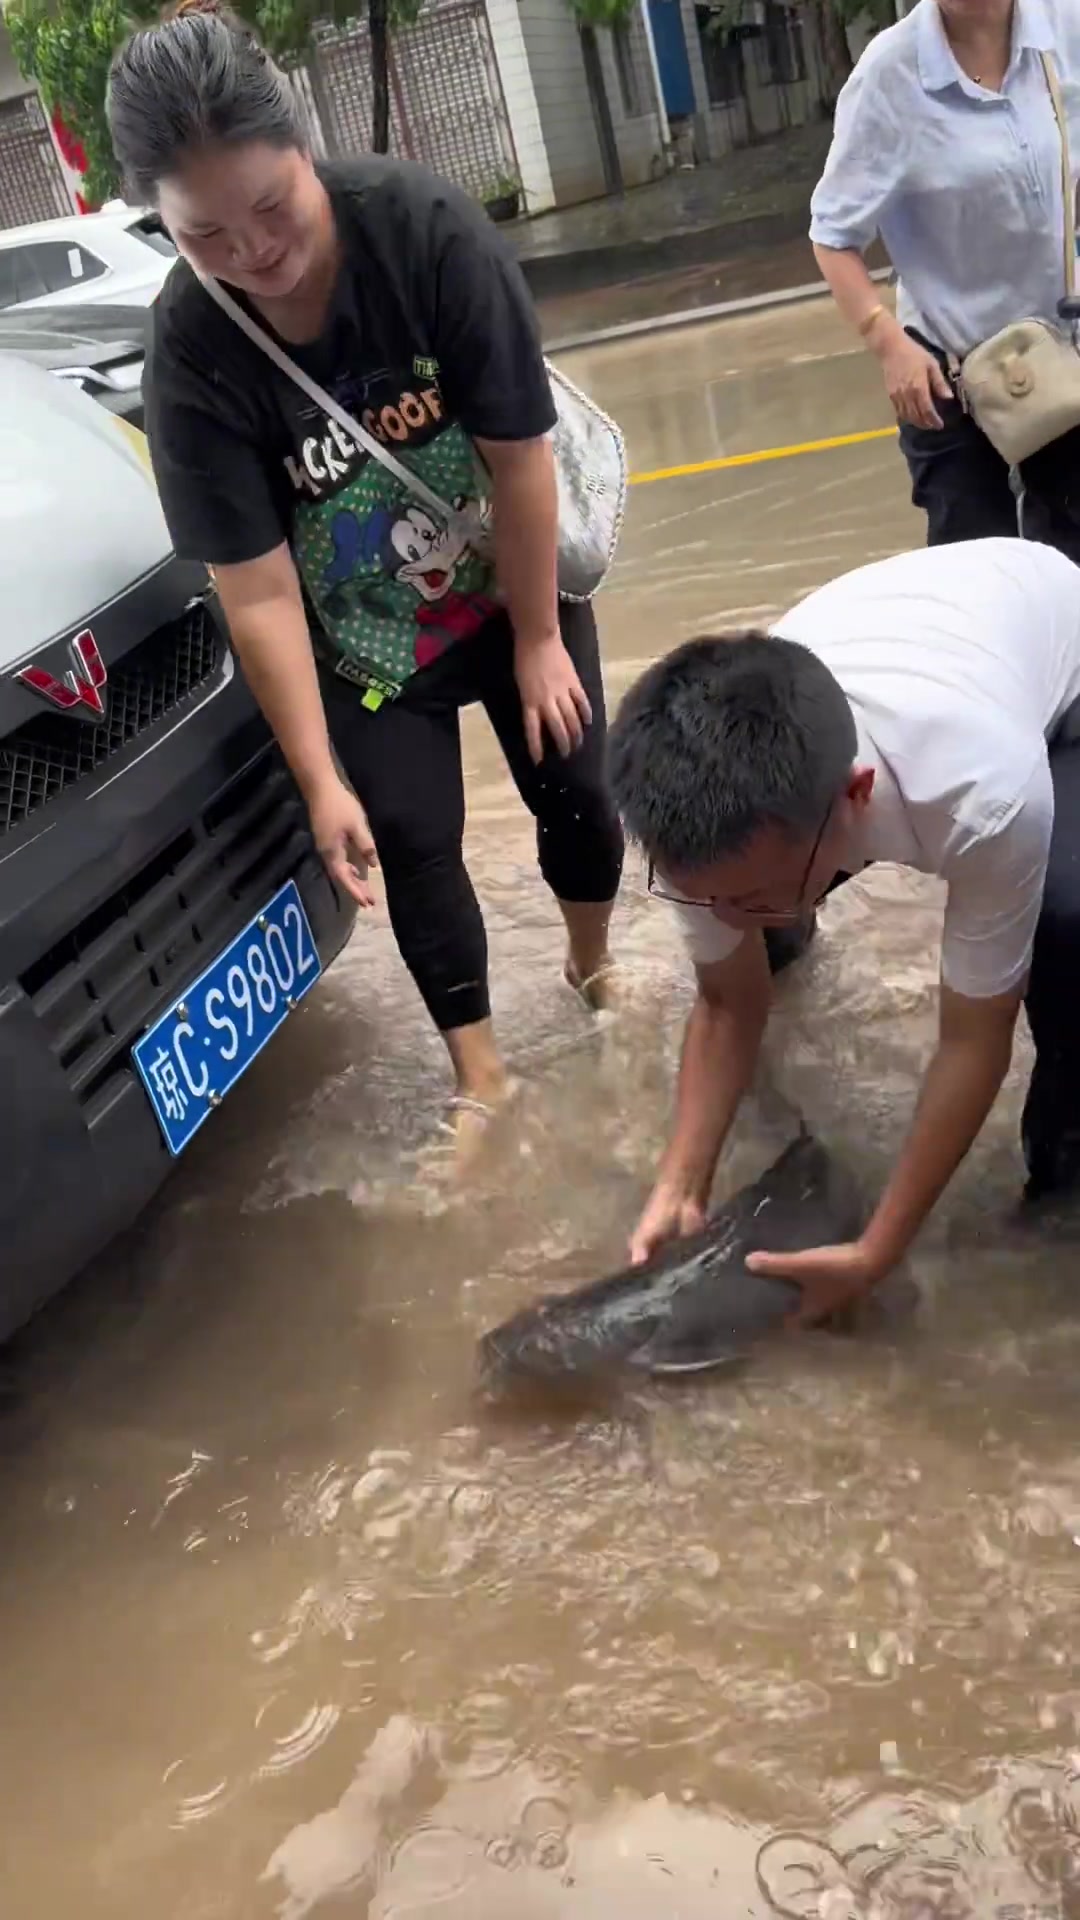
{"left": 478, "top": 1132, "right": 864, "bottom": 1389}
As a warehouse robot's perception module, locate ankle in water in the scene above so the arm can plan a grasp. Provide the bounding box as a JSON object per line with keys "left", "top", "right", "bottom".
{"left": 452, "top": 1069, "right": 513, "bottom": 1112}
{"left": 443, "top": 1017, "right": 507, "bottom": 1110}
{"left": 565, "top": 956, "right": 618, "bottom": 1012}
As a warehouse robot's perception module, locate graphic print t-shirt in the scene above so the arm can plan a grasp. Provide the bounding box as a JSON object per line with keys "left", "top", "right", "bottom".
{"left": 144, "top": 157, "right": 558, "bottom": 700}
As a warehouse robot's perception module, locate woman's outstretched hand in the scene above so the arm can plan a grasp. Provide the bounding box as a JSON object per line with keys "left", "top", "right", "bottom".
{"left": 514, "top": 630, "right": 592, "bottom": 765}
{"left": 308, "top": 775, "right": 378, "bottom": 909}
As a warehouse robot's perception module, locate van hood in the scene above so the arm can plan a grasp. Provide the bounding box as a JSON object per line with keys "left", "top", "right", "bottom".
{"left": 0, "top": 354, "right": 172, "bottom": 669}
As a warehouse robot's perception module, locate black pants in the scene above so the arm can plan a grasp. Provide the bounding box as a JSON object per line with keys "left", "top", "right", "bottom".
{"left": 1021, "top": 728, "right": 1080, "bottom": 1194}
{"left": 898, "top": 333, "right": 1080, "bottom": 564}
{"left": 320, "top": 600, "right": 624, "bottom": 1033}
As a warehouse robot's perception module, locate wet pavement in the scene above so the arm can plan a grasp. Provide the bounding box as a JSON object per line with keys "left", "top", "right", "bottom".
{"left": 7, "top": 304, "right": 1080, "bottom": 1919}
{"left": 537, "top": 246, "right": 832, "bottom": 348}
{"left": 514, "top": 126, "right": 835, "bottom": 302}
{"left": 515, "top": 129, "right": 831, "bottom": 261}
{"left": 517, "top": 120, "right": 891, "bottom": 333}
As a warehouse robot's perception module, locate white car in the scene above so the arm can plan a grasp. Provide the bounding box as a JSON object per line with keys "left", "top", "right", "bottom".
{"left": 0, "top": 205, "right": 176, "bottom": 313}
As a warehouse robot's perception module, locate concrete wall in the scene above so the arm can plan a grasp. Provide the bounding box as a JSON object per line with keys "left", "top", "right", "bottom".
{"left": 683, "top": 1, "right": 836, "bottom": 160}
{"left": 596, "top": 6, "right": 666, "bottom": 190}
{"left": 677, "top": 0, "right": 888, "bottom": 161}
{"left": 485, "top": 0, "right": 557, "bottom": 210}
{"left": 489, "top": 0, "right": 664, "bottom": 212}
{"left": 516, "top": 0, "right": 607, "bottom": 207}
{"left": 0, "top": 19, "right": 29, "bottom": 102}
{"left": 676, "top": 0, "right": 719, "bottom": 161}
{"left": 672, "top": 0, "right": 714, "bottom": 159}
{"left": 846, "top": 8, "right": 885, "bottom": 63}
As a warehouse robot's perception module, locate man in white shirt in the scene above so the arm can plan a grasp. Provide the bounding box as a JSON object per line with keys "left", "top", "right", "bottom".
{"left": 608, "top": 537, "right": 1080, "bottom": 1325}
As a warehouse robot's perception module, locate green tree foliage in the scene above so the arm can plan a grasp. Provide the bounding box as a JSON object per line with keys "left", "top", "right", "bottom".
{"left": 247, "top": 0, "right": 420, "bottom": 60}
{"left": 6, "top": 0, "right": 420, "bottom": 207}
{"left": 7, "top": 0, "right": 138, "bottom": 204}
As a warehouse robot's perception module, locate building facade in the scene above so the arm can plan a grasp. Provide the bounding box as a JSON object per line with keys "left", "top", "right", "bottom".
{"left": 0, "top": 0, "right": 876, "bottom": 229}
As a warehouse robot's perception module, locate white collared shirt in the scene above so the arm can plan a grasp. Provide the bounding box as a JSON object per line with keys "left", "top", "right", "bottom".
{"left": 809, "top": 0, "right": 1080, "bottom": 356}
{"left": 672, "top": 539, "right": 1080, "bottom": 1000}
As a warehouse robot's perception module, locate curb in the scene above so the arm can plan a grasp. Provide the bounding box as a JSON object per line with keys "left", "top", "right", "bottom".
{"left": 515, "top": 205, "right": 813, "bottom": 302}
{"left": 546, "top": 266, "right": 894, "bottom": 355}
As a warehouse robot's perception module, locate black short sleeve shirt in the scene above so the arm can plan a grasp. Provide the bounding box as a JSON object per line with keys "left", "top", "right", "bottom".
{"left": 144, "top": 156, "right": 557, "bottom": 698}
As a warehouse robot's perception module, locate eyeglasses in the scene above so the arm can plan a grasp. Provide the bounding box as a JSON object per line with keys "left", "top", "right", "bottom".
{"left": 647, "top": 802, "right": 834, "bottom": 924}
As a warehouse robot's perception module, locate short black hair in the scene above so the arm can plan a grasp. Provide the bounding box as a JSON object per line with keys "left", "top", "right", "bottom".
{"left": 608, "top": 631, "right": 857, "bottom": 871}
{"left": 108, "top": 1, "right": 306, "bottom": 206}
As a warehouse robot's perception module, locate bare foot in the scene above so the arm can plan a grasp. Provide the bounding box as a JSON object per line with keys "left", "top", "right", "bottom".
{"left": 565, "top": 957, "right": 619, "bottom": 1012}
{"left": 442, "top": 1076, "right": 520, "bottom": 1176}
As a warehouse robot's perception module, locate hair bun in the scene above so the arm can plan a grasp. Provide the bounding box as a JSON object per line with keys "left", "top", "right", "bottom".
{"left": 166, "top": 0, "right": 229, "bottom": 17}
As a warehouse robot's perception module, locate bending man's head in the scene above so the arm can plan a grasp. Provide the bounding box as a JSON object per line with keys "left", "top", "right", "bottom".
{"left": 608, "top": 632, "right": 871, "bottom": 929}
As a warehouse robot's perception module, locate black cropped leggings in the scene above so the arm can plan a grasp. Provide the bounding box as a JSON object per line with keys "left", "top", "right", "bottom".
{"left": 320, "top": 600, "right": 624, "bottom": 1032}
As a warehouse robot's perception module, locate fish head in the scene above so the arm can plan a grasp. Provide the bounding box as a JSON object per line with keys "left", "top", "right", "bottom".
{"left": 479, "top": 1302, "right": 621, "bottom": 1387}
{"left": 477, "top": 1302, "right": 569, "bottom": 1385}
{"left": 478, "top": 1271, "right": 668, "bottom": 1390}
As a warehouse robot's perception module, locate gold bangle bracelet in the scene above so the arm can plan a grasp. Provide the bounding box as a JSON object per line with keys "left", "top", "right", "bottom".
{"left": 858, "top": 304, "right": 886, "bottom": 339}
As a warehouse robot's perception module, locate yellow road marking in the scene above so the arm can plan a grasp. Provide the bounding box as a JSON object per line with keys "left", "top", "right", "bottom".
{"left": 629, "top": 425, "right": 899, "bottom": 487}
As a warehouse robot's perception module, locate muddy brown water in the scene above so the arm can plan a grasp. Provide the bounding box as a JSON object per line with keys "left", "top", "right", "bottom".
{"left": 4, "top": 308, "right": 1080, "bottom": 1918}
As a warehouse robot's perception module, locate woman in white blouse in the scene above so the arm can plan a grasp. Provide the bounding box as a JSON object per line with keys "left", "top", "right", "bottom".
{"left": 810, "top": 0, "right": 1080, "bottom": 556}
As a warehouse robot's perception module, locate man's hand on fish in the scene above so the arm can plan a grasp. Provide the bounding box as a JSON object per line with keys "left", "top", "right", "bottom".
{"left": 480, "top": 1135, "right": 862, "bottom": 1387}
{"left": 629, "top": 947, "right": 772, "bottom": 1268}
{"left": 747, "top": 987, "right": 1023, "bottom": 1326}
{"left": 744, "top": 1239, "right": 884, "bottom": 1327}
{"left": 628, "top": 1182, "right": 707, "bottom": 1266}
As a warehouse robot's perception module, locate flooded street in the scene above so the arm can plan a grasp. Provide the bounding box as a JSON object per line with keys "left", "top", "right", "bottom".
{"left": 6, "top": 303, "right": 1080, "bottom": 1918}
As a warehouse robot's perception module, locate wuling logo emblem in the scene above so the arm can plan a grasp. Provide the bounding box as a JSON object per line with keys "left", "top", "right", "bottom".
{"left": 16, "top": 630, "right": 108, "bottom": 723}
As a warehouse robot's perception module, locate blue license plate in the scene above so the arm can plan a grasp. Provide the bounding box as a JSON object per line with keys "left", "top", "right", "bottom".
{"left": 133, "top": 878, "right": 322, "bottom": 1157}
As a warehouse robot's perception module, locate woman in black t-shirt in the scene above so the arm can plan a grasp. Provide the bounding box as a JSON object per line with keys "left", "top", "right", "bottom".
{"left": 107, "top": 0, "right": 624, "bottom": 1123}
